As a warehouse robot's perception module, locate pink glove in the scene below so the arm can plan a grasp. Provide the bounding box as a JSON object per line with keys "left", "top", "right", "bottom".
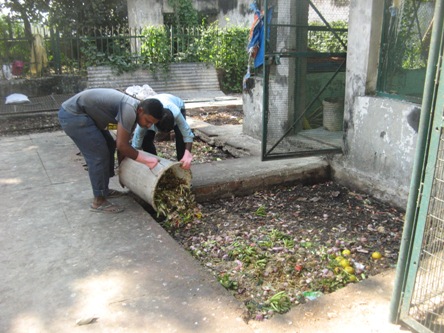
{"left": 180, "top": 150, "right": 193, "bottom": 170}
{"left": 136, "top": 151, "right": 159, "bottom": 169}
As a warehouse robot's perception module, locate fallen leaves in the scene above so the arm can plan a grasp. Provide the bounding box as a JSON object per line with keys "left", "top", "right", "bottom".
{"left": 154, "top": 168, "right": 199, "bottom": 229}
{"left": 156, "top": 181, "right": 405, "bottom": 321}
{"left": 148, "top": 117, "right": 405, "bottom": 321}
{"left": 188, "top": 107, "right": 244, "bottom": 126}
{"left": 156, "top": 138, "right": 233, "bottom": 164}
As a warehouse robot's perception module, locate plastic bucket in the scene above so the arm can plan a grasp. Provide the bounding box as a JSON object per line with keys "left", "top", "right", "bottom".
{"left": 119, "top": 153, "right": 192, "bottom": 211}
{"left": 322, "top": 98, "right": 344, "bottom": 131}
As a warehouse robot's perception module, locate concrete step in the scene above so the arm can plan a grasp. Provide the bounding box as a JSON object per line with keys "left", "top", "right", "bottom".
{"left": 191, "top": 155, "right": 330, "bottom": 202}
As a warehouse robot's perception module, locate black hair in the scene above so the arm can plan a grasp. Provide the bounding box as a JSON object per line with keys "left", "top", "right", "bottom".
{"left": 138, "top": 98, "right": 163, "bottom": 120}
{"left": 156, "top": 108, "right": 175, "bottom": 132}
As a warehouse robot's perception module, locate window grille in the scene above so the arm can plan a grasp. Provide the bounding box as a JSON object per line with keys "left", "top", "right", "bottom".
{"left": 378, "top": 0, "right": 435, "bottom": 103}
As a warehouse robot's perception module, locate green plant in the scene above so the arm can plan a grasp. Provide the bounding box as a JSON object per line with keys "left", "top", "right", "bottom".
{"left": 300, "top": 241, "right": 313, "bottom": 248}
{"left": 255, "top": 205, "right": 267, "bottom": 217}
{"left": 283, "top": 238, "right": 295, "bottom": 249}
{"left": 80, "top": 37, "right": 138, "bottom": 74}
{"left": 393, "top": 1, "right": 428, "bottom": 70}
{"left": 264, "top": 291, "right": 292, "bottom": 313}
{"left": 140, "top": 26, "right": 173, "bottom": 74}
{"left": 0, "top": 15, "right": 29, "bottom": 63}
{"left": 79, "top": 21, "right": 248, "bottom": 93}
{"left": 308, "top": 20, "right": 348, "bottom": 53}
{"left": 257, "top": 239, "right": 273, "bottom": 248}
{"left": 269, "top": 229, "right": 288, "bottom": 241}
{"left": 167, "top": 0, "right": 200, "bottom": 27}
{"left": 195, "top": 22, "right": 249, "bottom": 93}
{"left": 218, "top": 273, "right": 238, "bottom": 290}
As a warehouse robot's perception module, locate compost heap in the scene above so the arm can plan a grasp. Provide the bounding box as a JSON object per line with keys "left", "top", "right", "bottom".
{"left": 154, "top": 168, "right": 199, "bottom": 229}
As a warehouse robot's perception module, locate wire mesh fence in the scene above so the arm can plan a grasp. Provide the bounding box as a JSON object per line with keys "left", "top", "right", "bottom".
{"left": 262, "top": 0, "right": 348, "bottom": 159}
{"left": 405, "top": 131, "right": 444, "bottom": 332}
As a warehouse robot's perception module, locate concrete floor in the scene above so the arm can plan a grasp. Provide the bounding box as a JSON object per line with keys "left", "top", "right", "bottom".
{"left": 0, "top": 128, "right": 412, "bottom": 333}
{"left": 0, "top": 91, "right": 413, "bottom": 333}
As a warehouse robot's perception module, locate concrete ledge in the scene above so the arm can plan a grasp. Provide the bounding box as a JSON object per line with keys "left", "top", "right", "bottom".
{"left": 191, "top": 156, "right": 330, "bottom": 202}
{"left": 0, "top": 111, "right": 60, "bottom": 135}
{"left": 189, "top": 121, "right": 261, "bottom": 157}
{"left": 87, "top": 63, "right": 223, "bottom": 97}
{"left": 185, "top": 96, "right": 242, "bottom": 108}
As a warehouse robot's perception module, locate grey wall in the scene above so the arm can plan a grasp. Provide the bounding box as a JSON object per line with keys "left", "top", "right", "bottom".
{"left": 331, "top": 0, "right": 419, "bottom": 209}
{"left": 127, "top": 0, "right": 253, "bottom": 28}
{"left": 128, "top": 0, "right": 165, "bottom": 27}
{"left": 243, "top": 77, "right": 264, "bottom": 139}
{"left": 215, "top": 0, "right": 254, "bottom": 27}
{"left": 332, "top": 97, "right": 419, "bottom": 208}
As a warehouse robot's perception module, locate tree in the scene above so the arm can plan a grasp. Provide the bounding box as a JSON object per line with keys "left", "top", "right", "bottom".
{"left": 0, "top": 0, "right": 128, "bottom": 35}
{"left": 48, "top": 0, "right": 128, "bottom": 30}
{"left": 0, "top": 0, "right": 49, "bottom": 45}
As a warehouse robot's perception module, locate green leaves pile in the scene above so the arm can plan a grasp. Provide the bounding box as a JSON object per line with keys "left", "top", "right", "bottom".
{"left": 154, "top": 168, "right": 198, "bottom": 229}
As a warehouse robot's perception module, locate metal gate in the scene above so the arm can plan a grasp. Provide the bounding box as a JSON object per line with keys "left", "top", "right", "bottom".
{"left": 391, "top": 2, "right": 444, "bottom": 331}
{"left": 261, "top": 0, "right": 348, "bottom": 160}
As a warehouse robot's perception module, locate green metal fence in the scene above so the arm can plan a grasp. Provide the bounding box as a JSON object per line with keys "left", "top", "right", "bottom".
{"left": 0, "top": 24, "right": 208, "bottom": 78}
{"left": 391, "top": 0, "right": 444, "bottom": 331}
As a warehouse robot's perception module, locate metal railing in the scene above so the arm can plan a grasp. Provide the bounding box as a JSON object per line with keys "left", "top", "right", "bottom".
{"left": 0, "top": 24, "right": 207, "bottom": 78}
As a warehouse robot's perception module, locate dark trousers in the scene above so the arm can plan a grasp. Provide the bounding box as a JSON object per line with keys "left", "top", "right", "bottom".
{"left": 141, "top": 108, "right": 186, "bottom": 161}
{"left": 58, "top": 107, "right": 115, "bottom": 197}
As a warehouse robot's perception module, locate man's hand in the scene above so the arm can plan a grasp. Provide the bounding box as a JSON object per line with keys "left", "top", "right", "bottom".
{"left": 136, "top": 151, "right": 159, "bottom": 169}
{"left": 180, "top": 150, "right": 193, "bottom": 170}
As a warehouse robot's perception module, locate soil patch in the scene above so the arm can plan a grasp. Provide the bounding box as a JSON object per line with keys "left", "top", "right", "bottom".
{"left": 187, "top": 105, "right": 243, "bottom": 125}
{"left": 155, "top": 137, "right": 234, "bottom": 163}
{"left": 141, "top": 107, "right": 405, "bottom": 322}
{"left": 154, "top": 181, "right": 404, "bottom": 321}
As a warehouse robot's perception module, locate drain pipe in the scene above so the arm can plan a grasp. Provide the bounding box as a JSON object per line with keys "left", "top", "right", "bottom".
{"left": 389, "top": 0, "right": 444, "bottom": 323}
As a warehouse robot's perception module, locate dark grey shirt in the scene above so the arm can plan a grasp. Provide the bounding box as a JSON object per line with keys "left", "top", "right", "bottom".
{"left": 62, "top": 88, "right": 140, "bottom": 132}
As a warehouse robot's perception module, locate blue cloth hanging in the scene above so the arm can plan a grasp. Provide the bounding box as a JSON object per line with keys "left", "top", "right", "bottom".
{"left": 247, "top": 2, "right": 273, "bottom": 69}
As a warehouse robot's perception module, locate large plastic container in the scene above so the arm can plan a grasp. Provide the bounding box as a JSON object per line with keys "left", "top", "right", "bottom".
{"left": 322, "top": 98, "right": 344, "bottom": 131}
{"left": 119, "top": 152, "right": 192, "bottom": 211}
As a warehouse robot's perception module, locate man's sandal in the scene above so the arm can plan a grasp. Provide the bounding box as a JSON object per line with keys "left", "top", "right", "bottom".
{"left": 90, "top": 202, "right": 124, "bottom": 214}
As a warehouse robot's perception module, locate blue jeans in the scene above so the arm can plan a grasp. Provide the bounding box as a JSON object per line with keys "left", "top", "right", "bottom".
{"left": 58, "top": 107, "right": 115, "bottom": 198}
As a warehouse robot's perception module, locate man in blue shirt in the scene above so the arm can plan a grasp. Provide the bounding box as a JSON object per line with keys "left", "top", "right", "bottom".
{"left": 132, "top": 93, "right": 194, "bottom": 170}
{"left": 58, "top": 88, "right": 163, "bottom": 214}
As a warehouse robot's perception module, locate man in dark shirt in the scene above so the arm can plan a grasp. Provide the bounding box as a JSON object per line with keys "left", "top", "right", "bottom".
{"left": 58, "top": 88, "right": 163, "bottom": 213}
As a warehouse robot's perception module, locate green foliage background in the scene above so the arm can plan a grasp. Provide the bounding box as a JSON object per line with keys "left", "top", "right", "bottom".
{"left": 0, "top": 15, "right": 29, "bottom": 63}
{"left": 1, "top": 0, "right": 349, "bottom": 94}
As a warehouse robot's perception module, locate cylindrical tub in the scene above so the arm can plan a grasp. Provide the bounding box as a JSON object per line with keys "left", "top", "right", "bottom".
{"left": 119, "top": 152, "right": 192, "bottom": 211}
